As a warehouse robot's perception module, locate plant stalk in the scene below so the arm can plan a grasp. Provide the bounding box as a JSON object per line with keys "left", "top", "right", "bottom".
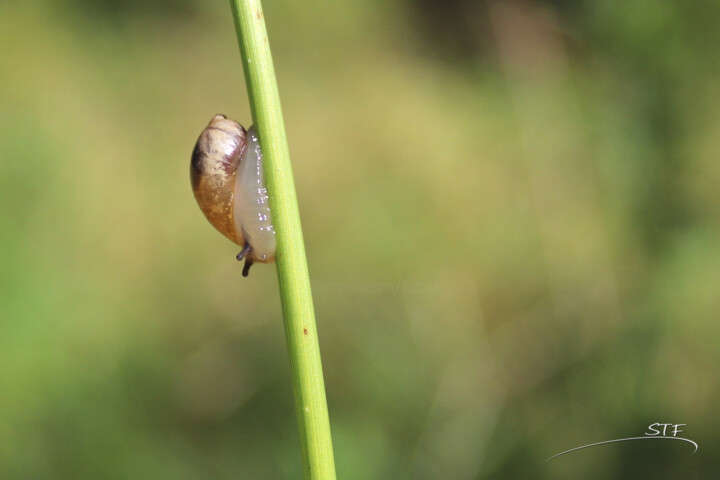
{"left": 227, "top": 1, "right": 337, "bottom": 479}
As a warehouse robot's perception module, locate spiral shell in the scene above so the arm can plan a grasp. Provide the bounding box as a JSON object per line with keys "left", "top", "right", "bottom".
{"left": 191, "top": 114, "right": 276, "bottom": 276}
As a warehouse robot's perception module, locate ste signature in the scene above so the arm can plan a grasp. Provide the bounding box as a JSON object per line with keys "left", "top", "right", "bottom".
{"left": 546, "top": 423, "right": 699, "bottom": 462}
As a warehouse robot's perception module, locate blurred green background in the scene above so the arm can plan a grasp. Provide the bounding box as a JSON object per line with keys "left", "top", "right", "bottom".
{"left": 1, "top": 0, "right": 719, "bottom": 478}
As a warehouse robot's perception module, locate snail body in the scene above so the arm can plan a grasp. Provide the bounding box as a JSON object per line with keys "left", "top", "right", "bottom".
{"left": 191, "top": 114, "right": 276, "bottom": 276}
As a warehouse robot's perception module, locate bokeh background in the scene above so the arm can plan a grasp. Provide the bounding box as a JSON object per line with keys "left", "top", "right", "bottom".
{"left": 2, "top": 0, "right": 719, "bottom": 478}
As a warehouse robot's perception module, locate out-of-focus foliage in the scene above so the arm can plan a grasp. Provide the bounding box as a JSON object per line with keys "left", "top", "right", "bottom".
{"left": 1, "top": 0, "right": 719, "bottom": 478}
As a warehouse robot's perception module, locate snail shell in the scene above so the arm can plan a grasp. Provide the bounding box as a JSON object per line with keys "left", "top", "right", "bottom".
{"left": 191, "top": 114, "right": 276, "bottom": 276}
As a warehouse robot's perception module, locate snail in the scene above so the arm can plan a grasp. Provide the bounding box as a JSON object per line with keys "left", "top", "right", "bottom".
{"left": 191, "top": 114, "right": 276, "bottom": 277}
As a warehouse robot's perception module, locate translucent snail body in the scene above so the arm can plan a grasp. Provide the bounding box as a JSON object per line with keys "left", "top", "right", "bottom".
{"left": 191, "top": 114, "right": 276, "bottom": 276}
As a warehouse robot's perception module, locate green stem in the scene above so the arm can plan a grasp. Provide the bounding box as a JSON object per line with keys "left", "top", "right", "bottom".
{"left": 228, "top": 1, "right": 337, "bottom": 479}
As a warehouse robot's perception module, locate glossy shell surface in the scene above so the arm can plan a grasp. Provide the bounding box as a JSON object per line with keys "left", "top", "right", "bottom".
{"left": 191, "top": 115, "right": 276, "bottom": 268}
